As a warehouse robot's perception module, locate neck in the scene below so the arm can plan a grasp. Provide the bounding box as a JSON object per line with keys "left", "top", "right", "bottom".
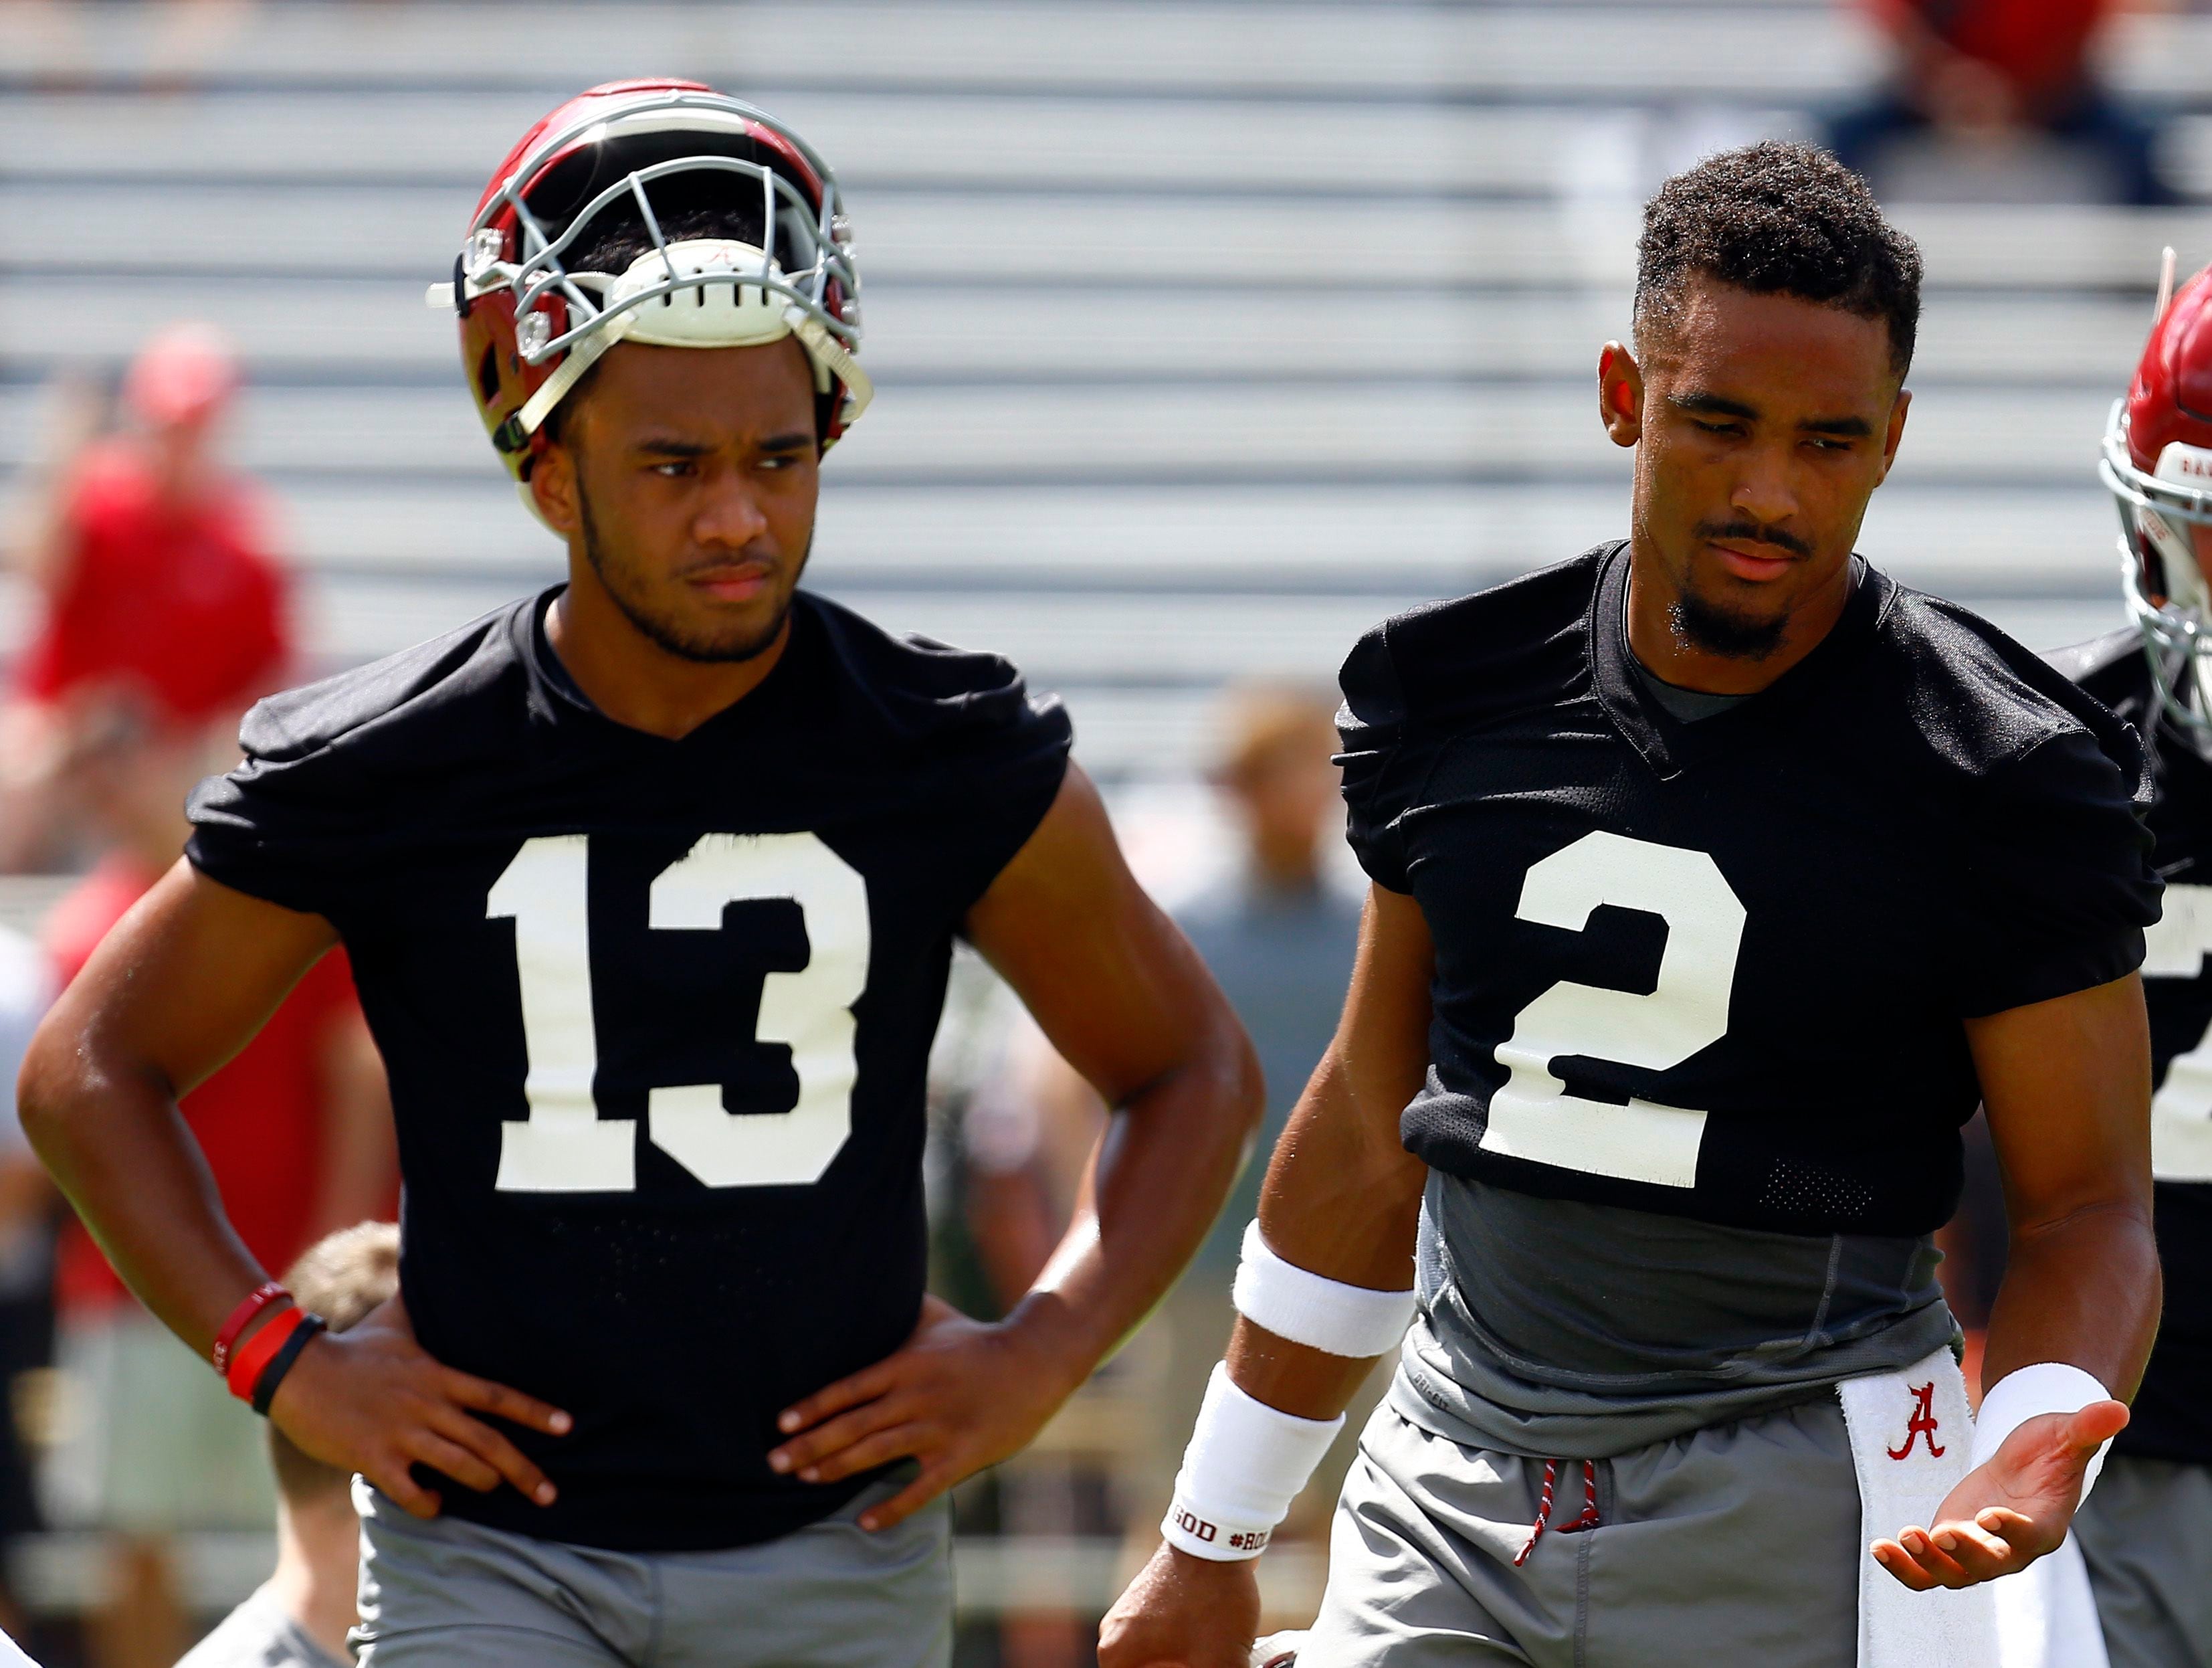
{"left": 266, "top": 1487, "right": 359, "bottom": 1663}
{"left": 1623, "top": 541, "right": 1855, "bottom": 695}
{"left": 546, "top": 569, "right": 789, "bottom": 741}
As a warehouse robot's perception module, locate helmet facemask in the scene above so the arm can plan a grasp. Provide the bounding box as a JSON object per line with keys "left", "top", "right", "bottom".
{"left": 2104, "top": 399, "right": 2212, "bottom": 752}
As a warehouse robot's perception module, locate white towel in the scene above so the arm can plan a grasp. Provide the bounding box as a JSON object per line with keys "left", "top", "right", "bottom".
{"left": 1836, "top": 1347, "right": 2000, "bottom": 1668}
{"left": 1992, "top": 1532, "right": 2110, "bottom": 1668}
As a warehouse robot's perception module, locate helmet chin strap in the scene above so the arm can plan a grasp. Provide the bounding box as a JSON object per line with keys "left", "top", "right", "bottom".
{"left": 517, "top": 320, "right": 624, "bottom": 438}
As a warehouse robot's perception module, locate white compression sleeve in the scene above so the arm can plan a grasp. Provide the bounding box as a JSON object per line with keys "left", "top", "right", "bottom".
{"left": 1230, "top": 1220, "right": 1416, "bottom": 1359}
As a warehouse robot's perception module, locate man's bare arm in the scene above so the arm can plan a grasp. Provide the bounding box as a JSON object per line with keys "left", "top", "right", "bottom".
{"left": 1874, "top": 971, "right": 2158, "bottom": 1590}
{"left": 18, "top": 860, "right": 569, "bottom": 1517}
{"left": 21, "top": 860, "right": 338, "bottom": 1348}
{"left": 1099, "top": 884, "right": 1434, "bottom": 1668}
{"left": 767, "top": 765, "right": 1264, "bottom": 1525}
{"left": 1973, "top": 971, "right": 2159, "bottom": 1398}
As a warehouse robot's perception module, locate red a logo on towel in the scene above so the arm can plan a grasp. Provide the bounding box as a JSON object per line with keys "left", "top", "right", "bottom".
{"left": 1886, "top": 1382, "right": 1945, "bottom": 1461}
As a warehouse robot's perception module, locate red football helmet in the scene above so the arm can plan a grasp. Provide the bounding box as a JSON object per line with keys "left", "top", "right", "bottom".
{"left": 2103, "top": 259, "right": 2212, "bottom": 738}
{"left": 430, "top": 80, "right": 869, "bottom": 523}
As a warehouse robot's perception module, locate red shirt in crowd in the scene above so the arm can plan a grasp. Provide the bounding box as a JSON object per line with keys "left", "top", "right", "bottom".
{"left": 14, "top": 439, "right": 289, "bottom": 725}
{"left": 45, "top": 858, "right": 361, "bottom": 1312}
{"left": 1866, "top": 0, "right": 2114, "bottom": 101}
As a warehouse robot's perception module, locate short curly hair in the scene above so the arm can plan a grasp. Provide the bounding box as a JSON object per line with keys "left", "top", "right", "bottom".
{"left": 1634, "top": 141, "right": 1922, "bottom": 381}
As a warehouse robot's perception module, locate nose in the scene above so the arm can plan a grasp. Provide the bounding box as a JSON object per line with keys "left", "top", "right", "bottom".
{"left": 692, "top": 474, "right": 771, "bottom": 552}
{"left": 1730, "top": 442, "right": 1799, "bottom": 532}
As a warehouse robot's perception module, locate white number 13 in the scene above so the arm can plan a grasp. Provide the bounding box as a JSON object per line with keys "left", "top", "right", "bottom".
{"left": 485, "top": 832, "right": 870, "bottom": 1193}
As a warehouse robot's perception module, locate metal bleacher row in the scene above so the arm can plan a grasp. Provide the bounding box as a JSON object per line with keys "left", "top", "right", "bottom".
{"left": 5, "top": 1, "right": 2212, "bottom": 782}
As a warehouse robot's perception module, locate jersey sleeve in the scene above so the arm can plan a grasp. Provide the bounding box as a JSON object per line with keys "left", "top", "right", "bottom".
{"left": 930, "top": 656, "right": 1074, "bottom": 914}
{"left": 1946, "top": 725, "right": 2162, "bottom": 1017}
{"left": 184, "top": 693, "right": 373, "bottom": 925}
{"left": 1337, "top": 622, "right": 1415, "bottom": 893}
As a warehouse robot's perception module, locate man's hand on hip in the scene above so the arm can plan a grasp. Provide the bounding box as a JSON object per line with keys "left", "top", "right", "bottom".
{"left": 1871, "top": 1398, "right": 2128, "bottom": 1590}
{"left": 265, "top": 1294, "right": 572, "bottom": 1519}
{"left": 1098, "top": 1542, "right": 1262, "bottom": 1668}
{"left": 767, "top": 1293, "right": 1075, "bottom": 1531}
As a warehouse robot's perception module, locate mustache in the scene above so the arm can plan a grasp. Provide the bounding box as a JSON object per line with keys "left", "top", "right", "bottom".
{"left": 677, "top": 550, "right": 779, "bottom": 578}
{"left": 1695, "top": 519, "right": 1813, "bottom": 559}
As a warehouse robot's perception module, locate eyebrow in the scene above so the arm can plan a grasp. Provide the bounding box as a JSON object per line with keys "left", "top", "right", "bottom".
{"left": 1669, "top": 391, "right": 1759, "bottom": 422}
{"left": 1668, "top": 391, "right": 1874, "bottom": 438}
{"left": 633, "top": 430, "right": 816, "bottom": 458}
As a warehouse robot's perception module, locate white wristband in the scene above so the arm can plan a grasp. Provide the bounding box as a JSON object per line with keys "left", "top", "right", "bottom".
{"left": 1163, "top": 1364, "right": 1344, "bottom": 1562}
{"left": 1971, "top": 1362, "right": 2115, "bottom": 1499}
{"left": 1231, "top": 1220, "right": 1417, "bottom": 1359}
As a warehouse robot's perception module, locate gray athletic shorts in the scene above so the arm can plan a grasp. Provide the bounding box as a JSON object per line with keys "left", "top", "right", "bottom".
{"left": 2075, "top": 1453, "right": 2212, "bottom": 1668}
{"left": 1304, "top": 1398, "right": 1864, "bottom": 1667}
{"left": 352, "top": 1477, "right": 952, "bottom": 1667}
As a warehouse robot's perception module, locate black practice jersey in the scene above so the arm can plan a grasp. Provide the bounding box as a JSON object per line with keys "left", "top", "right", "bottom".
{"left": 2056, "top": 628, "right": 2212, "bottom": 1464}
{"left": 1339, "top": 545, "right": 2158, "bottom": 1238}
{"left": 186, "top": 588, "right": 1071, "bottom": 1551}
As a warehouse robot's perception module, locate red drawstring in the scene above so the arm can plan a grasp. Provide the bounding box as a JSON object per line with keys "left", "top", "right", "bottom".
{"left": 1514, "top": 1459, "right": 1601, "bottom": 1567}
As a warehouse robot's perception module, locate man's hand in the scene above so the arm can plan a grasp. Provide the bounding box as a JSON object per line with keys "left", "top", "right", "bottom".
{"left": 1870, "top": 1400, "right": 2128, "bottom": 1590}
{"left": 264, "top": 1296, "right": 572, "bottom": 1519}
{"left": 1098, "top": 1542, "right": 1261, "bottom": 1668}
{"left": 767, "top": 1295, "right": 1072, "bottom": 1531}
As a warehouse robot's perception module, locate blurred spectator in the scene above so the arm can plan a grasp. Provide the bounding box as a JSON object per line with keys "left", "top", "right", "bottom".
{"left": 969, "top": 687, "right": 1365, "bottom": 1647}
{"left": 13, "top": 329, "right": 393, "bottom": 1668}
{"left": 39, "top": 796, "right": 393, "bottom": 1668}
{"left": 1126, "top": 687, "right": 1366, "bottom": 1551}
{"left": 0, "top": 325, "right": 288, "bottom": 872}
{"left": 1174, "top": 686, "right": 1363, "bottom": 1279}
{"left": 176, "top": 1221, "right": 400, "bottom": 1668}
{"left": 1829, "top": 0, "right": 2173, "bottom": 203}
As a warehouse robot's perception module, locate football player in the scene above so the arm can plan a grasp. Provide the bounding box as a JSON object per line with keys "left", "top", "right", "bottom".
{"left": 16, "top": 83, "right": 1262, "bottom": 1667}
{"left": 1101, "top": 141, "right": 2161, "bottom": 1668}
{"left": 2053, "top": 258, "right": 2212, "bottom": 1667}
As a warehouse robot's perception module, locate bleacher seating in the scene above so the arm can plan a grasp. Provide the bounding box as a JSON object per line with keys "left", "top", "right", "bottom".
{"left": 1, "top": 0, "right": 2203, "bottom": 784}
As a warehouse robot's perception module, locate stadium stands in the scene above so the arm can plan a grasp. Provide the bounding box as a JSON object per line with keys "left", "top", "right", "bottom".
{"left": 3, "top": 1, "right": 2208, "bottom": 779}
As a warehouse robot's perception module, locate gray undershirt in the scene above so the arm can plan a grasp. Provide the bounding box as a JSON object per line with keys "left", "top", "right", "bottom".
{"left": 1633, "top": 664, "right": 1751, "bottom": 723}
{"left": 1398, "top": 1173, "right": 1957, "bottom": 1460}
{"left": 1622, "top": 604, "right": 1752, "bottom": 723}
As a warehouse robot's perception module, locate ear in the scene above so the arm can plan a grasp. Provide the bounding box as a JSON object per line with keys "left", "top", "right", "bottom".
{"left": 1874, "top": 387, "right": 1912, "bottom": 488}
{"left": 528, "top": 434, "right": 583, "bottom": 537}
{"left": 1598, "top": 342, "right": 1643, "bottom": 448}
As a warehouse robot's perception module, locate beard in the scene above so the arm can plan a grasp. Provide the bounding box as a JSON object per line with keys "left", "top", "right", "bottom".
{"left": 1669, "top": 588, "right": 1788, "bottom": 662}
{"left": 578, "top": 483, "right": 801, "bottom": 664}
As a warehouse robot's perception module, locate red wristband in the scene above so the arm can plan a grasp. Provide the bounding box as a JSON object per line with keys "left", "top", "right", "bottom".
{"left": 211, "top": 1283, "right": 290, "bottom": 1377}
{"left": 226, "top": 1303, "right": 310, "bottom": 1402}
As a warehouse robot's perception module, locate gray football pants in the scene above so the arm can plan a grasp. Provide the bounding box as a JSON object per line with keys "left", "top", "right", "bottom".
{"left": 2075, "top": 1453, "right": 2212, "bottom": 1668}
{"left": 1304, "top": 1398, "right": 1866, "bottom": 1667}
{"left": 352, "top": 1478, "right": 952, "bottom": 1668}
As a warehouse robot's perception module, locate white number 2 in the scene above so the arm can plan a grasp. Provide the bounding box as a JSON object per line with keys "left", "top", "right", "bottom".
{"left": 1484, "top": 830, "right": 1746, "bottom": 1188}
{"left": 2141, "top": 882, "right": 2212, "bottom": 1182}
{"left": 485, "top": 832, "right": 870, "bottom": 1193}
